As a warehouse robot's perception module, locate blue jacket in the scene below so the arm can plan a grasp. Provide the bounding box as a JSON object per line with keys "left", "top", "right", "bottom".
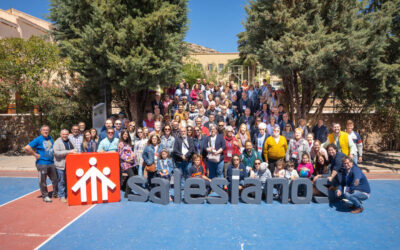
{"left": 142, "top": 144, "right": 163, "bottom": 166}
{"left": 329, "top": 151, "right": 347, "bottom": 173}
{"left": 227, "top": 164, "right": 247, "bottom": 183}
{"left": 156, "top": 158, "right": 174, "bottom": 175}
{"left": 203, "top": 134, "right": 226, "bottom": 162}
{"left": 193, "top": 136, "right": 207, "bottom": 157}
{"left": 160, "top": 135, "right": 175, "bottom": 155}
{"left": 312, "top": 124, "right": 329, "bottom": 143}
{"left": 338, "top": 166, "right": 370, "bottom": 194}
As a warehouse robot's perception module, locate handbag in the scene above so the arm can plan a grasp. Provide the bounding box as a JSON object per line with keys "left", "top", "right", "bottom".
{"left": 207, "top": 138, "right": 220, "bottom": 163}
{"left": 145, "top": 162, "right": 156, "bottom": 173}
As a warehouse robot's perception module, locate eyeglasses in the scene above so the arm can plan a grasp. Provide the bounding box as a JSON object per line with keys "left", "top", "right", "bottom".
{"left": 254, "top": 162, "right": 261, "bottom": 165}
{"left": 107, "top": 132, "right": 114, "bottom": 134}
{"left": 164, "top": 128, "right": 171, "bottom": 131}
{"left": 115, "top": 123, "right": 121, "bottom": 125}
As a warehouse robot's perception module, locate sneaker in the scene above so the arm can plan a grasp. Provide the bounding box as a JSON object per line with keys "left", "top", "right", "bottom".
{"left": 53, "top": 193, "right": 59, "bottom": 198}
{"left": 351, "top": 207, "right": 364, "bottom": 214}
{"left": 43, "top": 196, "right": 52, "bottom": 203}
{"left": 60, "top": 197, "right": 67, "bottom": 203}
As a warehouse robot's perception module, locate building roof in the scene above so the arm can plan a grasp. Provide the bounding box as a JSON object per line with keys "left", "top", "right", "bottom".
{"left": 0, "top": 8, "right": 52, "bottom": 39}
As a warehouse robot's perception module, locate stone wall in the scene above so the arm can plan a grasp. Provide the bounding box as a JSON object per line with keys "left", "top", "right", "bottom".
{"left": 0, "top": 114, "right": 39, "bottom": 153}
{"left": 0, "top": 112, "right": 398, "bottom": 154}
{"left": 311, "top": 113, "right": 398, "bottom": 152}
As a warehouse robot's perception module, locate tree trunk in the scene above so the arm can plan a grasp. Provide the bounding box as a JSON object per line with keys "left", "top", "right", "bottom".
{"left": 128, "top": 89, "right": 150, "bottom": 124}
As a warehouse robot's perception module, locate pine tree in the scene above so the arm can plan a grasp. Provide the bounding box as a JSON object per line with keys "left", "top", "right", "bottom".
{"left": 49, "top": 0, "right": 188, "bottom": 120}
{"left": 241, "top": 0, "right": 399, "bottom": 123}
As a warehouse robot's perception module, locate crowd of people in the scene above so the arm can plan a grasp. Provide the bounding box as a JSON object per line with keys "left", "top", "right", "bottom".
{"left": 24, "top": 78, "right": 370, "bottom": 213}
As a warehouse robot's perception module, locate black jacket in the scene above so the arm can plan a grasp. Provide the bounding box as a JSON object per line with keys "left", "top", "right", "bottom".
{"left": 172, "top": 136, "right": 195, "bottom": 162}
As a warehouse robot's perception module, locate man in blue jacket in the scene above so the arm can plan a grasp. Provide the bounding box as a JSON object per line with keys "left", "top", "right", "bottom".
{"left": 336, "top": 156, "right": 371, "bottom": 214}
{"left": 327, "top": 144, "right": 347, "bottom": 187}
{"left": 312, "top": 119, "right": 329, "bottom": 143}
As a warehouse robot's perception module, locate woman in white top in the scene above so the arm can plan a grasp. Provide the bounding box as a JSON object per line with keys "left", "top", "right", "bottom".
{"left": 134, "top": 128, "right": 147, "bottom": 176}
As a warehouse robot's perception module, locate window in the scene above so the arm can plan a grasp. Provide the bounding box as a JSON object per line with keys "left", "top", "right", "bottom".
{"left": 218, "top": 64, "right": 224, "bottom": 71}
{"left": 207, "top": 64, "right": 213, "bottom": 71}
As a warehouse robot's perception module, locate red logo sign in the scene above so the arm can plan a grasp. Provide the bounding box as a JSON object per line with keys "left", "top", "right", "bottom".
{"left": 66, "top": 153, "right": 120, "bottom": 206}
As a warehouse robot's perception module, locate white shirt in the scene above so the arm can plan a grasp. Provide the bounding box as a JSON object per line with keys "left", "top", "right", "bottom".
{"left": 182, "top": 137, "right": 189, "bottom": 156}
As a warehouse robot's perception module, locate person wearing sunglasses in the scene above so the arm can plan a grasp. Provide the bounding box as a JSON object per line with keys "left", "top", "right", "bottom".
{"left": 114, "top": 119, "right": 123, "bottom": 138}
{"left": 249, "top": 160, "right": 271, "bottom": 189}
{"left": 160, "top": 125, "right": 175, "bottom": 156}
{"left": 97, "top": 128, "right": 119, "bottom": 153}
{"left": 226, "top": 154, "right": 247, "bottom": 192}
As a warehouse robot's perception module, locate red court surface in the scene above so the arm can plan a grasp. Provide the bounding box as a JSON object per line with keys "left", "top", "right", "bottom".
{"left": 0, "top": 185, "right": 93, "bottom": 250}
{"left": 0, "top": 171, "right": 37, "bottom": 178}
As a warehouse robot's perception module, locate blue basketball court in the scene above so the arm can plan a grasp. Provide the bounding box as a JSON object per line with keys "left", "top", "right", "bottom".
{"left": 0, "top": 177, "right": 399, "bottom": 249}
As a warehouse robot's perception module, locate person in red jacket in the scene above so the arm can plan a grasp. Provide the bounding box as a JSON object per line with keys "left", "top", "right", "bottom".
{"left": 223, "top": 126, "right": 241, "bottom": 178}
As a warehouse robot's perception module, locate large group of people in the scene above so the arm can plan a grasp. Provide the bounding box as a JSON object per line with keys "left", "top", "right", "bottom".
{"left": 25, "top": 78, "right": 370, "bottom": 213}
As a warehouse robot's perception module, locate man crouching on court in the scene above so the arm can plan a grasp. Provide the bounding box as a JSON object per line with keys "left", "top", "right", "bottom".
{"left": 335, "top": 156, "right": 371, "bottom": 214}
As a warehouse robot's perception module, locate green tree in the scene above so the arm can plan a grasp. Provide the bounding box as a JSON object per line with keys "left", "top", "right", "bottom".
{"left": 49, "top": 0, "right": 188, "bottom": 121}
{"left": 241, "top": 0, "right": 399, "bottom": 123}
{"left": 0, "top": 37, "right": 90, "bottom": 149}
{"left": 181, "top": 59, "right": 205, "bottom": 86}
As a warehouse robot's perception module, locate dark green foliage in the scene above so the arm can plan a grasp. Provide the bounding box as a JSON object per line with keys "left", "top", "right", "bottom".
{"left": 241, "top": 0, "right": 399, "bottom": 123}
{"left": 49, "top": 0, "right": 188, "bottom": 121}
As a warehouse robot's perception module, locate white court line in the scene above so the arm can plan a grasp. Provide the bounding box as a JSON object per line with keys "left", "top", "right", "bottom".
{"left": 0, "top": 176, "right": 37, "bottom": 178}
{"left": 0, "top": 188, "right": 40, "bottom": 207}
{"left": 0, "top": 184, "right": 53, "bottom": 207}
{"left": 34, "top": 204, "right": 97, "bottom": 250}
{"left": 369, "top": 179, "right": 400, "bottom": 181}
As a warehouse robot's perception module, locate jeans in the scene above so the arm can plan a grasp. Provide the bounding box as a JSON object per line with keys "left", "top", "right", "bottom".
{"left": 342, "top": 190, "right": 369, "bottom": 208}
{"left": 136, "top": 165, "right": 144, "bottom": 176}
{"left": 353, "top": 155, "right": 358, "bottom": 165}
{"left": 36, "top": 164, "right": 58, "bottom": 198}
{"left": 176, "top": 161, "right": 191, "bottom": 188}
{"left": 207, "top": 160, "right": 224, "bottom": 179}
{"left": 57, "top": 169, "right": 66, "bottom": 198}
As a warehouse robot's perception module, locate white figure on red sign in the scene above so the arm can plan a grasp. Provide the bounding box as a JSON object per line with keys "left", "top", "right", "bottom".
{"left": 71, "top": 157, "right": 116, "bottom": 203}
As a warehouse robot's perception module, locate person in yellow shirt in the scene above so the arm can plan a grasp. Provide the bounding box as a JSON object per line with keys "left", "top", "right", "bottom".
{"left": 323, "top": 122, "right": 356, "bottom": 158}
{"left": 173, "top": 104, "right": 186, "bottom": 121}
{"left": 263, "top": 125, "right": 288, "bottom": 174}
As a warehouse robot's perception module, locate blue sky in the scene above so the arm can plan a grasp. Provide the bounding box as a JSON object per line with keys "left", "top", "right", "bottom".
{"left": 0, "top": 0, "right": 246, "bottom": 52}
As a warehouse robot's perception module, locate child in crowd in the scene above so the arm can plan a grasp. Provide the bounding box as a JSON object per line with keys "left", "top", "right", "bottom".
{"left": 189, "top": 154, "right": 212, "bottom": 194}
{"left": 273, "top": 159, "right": 285, "bottom": 199}
{"left": 156, "top": 149, "right": 173, "bottom": 179}
{"left": 273, "top": 159, "right": 285, "bottom": 178}
{"left": 156, "top": 149, "right": 174, "bottom": 201}
{"left": 284, "top": 161, "right": 299, "bottom": 183}
{"left": 297, "top": 153, "right": 314, "bottom": 178}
